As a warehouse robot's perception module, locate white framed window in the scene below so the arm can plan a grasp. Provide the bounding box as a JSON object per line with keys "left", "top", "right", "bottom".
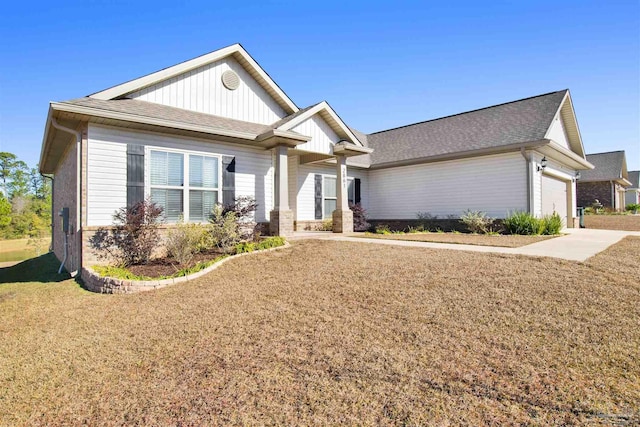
{"left": 322, "top": 175, "right": 354, "bottom": 219}
{"left": 148, "top": 148, "right": 221, "bottom": 222}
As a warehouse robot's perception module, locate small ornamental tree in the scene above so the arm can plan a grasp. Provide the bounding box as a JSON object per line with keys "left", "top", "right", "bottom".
{"left": 349, "top": 202, "right": 371, "bottom": 232}
{"left": 90, "top": 199, "right": 164, "bottom": 266}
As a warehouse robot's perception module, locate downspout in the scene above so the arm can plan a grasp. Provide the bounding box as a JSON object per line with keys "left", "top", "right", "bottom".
{"left": 50, "top": 118, "right": 82, "bottom": 274}
{"left": 520, "top": 148, "right": 532, "bottom": 213}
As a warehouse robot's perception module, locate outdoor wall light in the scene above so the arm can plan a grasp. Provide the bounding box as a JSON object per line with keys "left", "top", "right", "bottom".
{"left": 537, "top": 157, "right": 547, "bottom": 172}
{"left": 575, "top": 171, "right": 581, "bottom": 180}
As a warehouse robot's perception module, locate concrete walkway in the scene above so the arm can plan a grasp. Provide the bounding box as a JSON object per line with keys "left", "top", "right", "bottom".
{"left": 292, "top": 229, "right": 640, "bottom": 262}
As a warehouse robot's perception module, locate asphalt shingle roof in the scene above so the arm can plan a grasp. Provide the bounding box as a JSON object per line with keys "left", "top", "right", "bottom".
{"left": 61, "top": 97, "right": 273, "bottom": 136}
{"left": 366, "top": 90, "right": 568, "bottom": 166}
{"left": 628, "top": 170, "right": 640, "bottom": 188}
{"left": 580, "top": 151, "right": 626, "bottom": 181}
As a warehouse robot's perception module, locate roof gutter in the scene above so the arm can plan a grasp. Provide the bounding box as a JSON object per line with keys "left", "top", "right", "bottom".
{"left": 50, "top": 118, "right": 81, "bottom": 275}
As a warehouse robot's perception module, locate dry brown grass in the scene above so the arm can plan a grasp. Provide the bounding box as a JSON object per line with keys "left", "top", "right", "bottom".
{"left": 1, "top": 239, "right": 639, "bottom": 425}
{"left": 358, "top": 232, "right": 557, "bottom": 247}
{"left": 585, "top": 214, "right": 640, "bottom": 231}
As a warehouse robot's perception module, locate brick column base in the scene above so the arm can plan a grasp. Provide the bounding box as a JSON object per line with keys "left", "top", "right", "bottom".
{"left": 332, "top": 209, "right": 353, "bottom": 233}
{"left": 269, "top": 210, "right": 294, "bottom": 237}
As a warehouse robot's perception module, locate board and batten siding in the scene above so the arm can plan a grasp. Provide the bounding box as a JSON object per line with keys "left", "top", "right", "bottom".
{"left": 290, "top": 114, "right": 340, "bottom": 155}
{"left": 128, "top": 56, "right": 286, "bottom": 125}
{"left": 367, "top": 153, "right": 527, "bottom": 219}
{"left": 546, "top": 115, "right": 570, "bottom": 150}
{"left": 86, "top": 124, "right": 274, "bottom": 226}
{"left": 295, "top": 162, "right": 369, "bottom": 221}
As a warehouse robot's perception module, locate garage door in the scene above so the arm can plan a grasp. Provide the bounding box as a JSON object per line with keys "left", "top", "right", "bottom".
{"left": 541, "top": 174, "right": 567, "bottom": 226}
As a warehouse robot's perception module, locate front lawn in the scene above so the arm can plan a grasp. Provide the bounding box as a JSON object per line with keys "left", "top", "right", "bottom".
{"left": 1, "top": 239, "right": 639, "bottom": 425}
{"left": 357, "top": 231, "right": 558, "bottom": 247}
{"left": 585, "top": 214, "right": 640, "bottom": 231}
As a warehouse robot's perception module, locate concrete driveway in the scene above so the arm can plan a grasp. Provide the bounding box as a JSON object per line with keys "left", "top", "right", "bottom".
{"left": 303, "top": 228, "right": 640, "bottom": 262}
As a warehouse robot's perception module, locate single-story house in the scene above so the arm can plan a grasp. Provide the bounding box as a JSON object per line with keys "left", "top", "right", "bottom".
{"left": 576, "top": 151, "right": 631, "bottom": 210}
{"left": 625, "top": 170, "right": 639, "bottom": 206}
{"left": 39, "top": 44, "right": 593, "bottom": 274}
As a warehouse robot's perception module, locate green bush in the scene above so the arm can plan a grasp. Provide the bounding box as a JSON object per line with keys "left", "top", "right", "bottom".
{"left": 503, "top": 211, "right": 544, "bottom": 235}
{"left": 375, "top": 224, "right": 391, "bottom": 234}
{"left": 626, "top": 203, "right": 640, "bottom": 213}
{"left": 541, "top": 212, "right": 563, "bottom": 235}
{"left": 459, "top": 209, "right": 494, "bottom": 234}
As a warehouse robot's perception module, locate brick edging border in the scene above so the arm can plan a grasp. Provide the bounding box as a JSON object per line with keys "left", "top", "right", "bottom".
{"left": 80, "top": 242, "right": 291, "bottom": 294}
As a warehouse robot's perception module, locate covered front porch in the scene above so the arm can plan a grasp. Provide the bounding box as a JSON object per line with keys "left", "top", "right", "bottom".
{"left": 269, "top": 142, "right": 371, "bottom": 236}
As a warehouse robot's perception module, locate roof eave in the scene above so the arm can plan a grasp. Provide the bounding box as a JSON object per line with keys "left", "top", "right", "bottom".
{"left": 51, "top": 101, "right": 261, "bottom": 141}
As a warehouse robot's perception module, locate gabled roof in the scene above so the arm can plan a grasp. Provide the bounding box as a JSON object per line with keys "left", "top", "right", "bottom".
{"left": 39, "top": 97, "right": 310, "bottom": 174}
{"left": 366, "top": 90, "right": 588, "bottom": 167}
{"left": 628, "top": 170, "right": 640, "bottom": 189}
{"left": 581, "top": 151, "right": 630, "bottom": 184}
{"left": 89, "top": 43, "right": 298, "bottom": 114}
{"left": 274, "top": 101, "right": 365, "bottom": 147}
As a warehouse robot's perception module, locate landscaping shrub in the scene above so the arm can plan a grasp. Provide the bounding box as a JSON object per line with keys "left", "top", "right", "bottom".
{"left": 208, "top": 204, "right": 240, "bottom": 252}
{"left": 235, "top": 236, "right": 286, "bottom": 253}
{"left": 223, "top": 196, "right": 258, "bottom": 222}
{"left": 321, "top": 219, "right": 333, "bottom": 231}
{"left": 375, "top": 224, "right": 391, "bottom": 234}
{"left": 416, "top": 211, "right": 438, "bottom": 220}
{"left": 503, "top": 211, "right": 544, "bottom": 235}
{"left": 459, "top": 209, "right": 494, "bottom": 234}
{"left": 541, "top": 212, "right": 563, "bottom": 235}
{"left": 349, "top": 202, "right": 371, "bottom": 231}
{"left": 165, "top": 221, "right": 210, "bottom": 266}
{"left": 626, "top": 203, "right": 640, "bottom": 213}
{"left": 89, "top": 199, "right": 164, "bottom": 266}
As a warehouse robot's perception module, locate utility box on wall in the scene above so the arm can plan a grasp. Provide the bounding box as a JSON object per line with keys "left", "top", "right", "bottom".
{"left": 59, "top": 207, "right": 69, "bottom": 233}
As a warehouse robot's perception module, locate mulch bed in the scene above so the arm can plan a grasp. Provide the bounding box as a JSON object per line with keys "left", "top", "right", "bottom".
{"left": 357, "top": 232, "right": 558, "bottom": 247}
{"left": 584, "top": 214, "right": 640, "bottom": 231}
{"left": 128, "top": 248, "right": 227, "bottom": 278}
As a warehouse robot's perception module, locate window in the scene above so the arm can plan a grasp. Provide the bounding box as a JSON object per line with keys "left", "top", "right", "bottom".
{"left": 149, "top": 149, "right": 220, "bottom": 222}
{"left": 323, "top": 176, "right": 354, "bottom": 219}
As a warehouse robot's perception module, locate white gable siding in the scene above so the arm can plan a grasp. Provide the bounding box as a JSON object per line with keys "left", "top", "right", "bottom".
{"left": 530, "top": 152, "right": 576, "bottom": 223}
{"left": 296, "top": 162, "right": 369, "bottom": 221}
{"left": 368, "top": 153, "right": 526, "bottom": 219}
{"left": 86, "top": 124, "right": 273, "bottom": 226}
{"left": 128, "top": 57, "right": 286, "bottom": 125}
{"left": 546, "top": 115, "right": 570, "bottom": 149}
{"left": 291, "top": 115, "right": 340, "bottom": 155}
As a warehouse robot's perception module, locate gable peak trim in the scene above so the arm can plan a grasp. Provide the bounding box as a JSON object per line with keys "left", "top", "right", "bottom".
{"left": 88, "top": 43, "right": 298, "bottom": 114}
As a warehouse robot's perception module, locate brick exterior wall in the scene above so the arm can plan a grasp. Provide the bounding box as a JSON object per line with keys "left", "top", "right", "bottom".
{"left": 52, "top": 143, "right": 78, "bottom": 273}
{"left": 577, "top": 181, "right": 613, "bottom": 209}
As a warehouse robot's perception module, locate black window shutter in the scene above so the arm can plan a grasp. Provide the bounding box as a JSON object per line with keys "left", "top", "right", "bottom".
{"left": 126, "top": 144, "right": 145, "bottom": 208}
{"left": 355, "top": 178, "right": 361, "bottom": 204}
{"left": 222, "top": 156, "right": 235, "bottom": 207}
{"left": 314, "top": 174, "right": 322, "bottom": 220}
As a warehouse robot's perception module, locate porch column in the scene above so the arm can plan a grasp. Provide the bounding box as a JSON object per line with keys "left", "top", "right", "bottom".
{"left": 269, "top": 145, "right": 294, "bottom": 236}
{"left": 332, "top": 155, "right": 353, "bottom": 233}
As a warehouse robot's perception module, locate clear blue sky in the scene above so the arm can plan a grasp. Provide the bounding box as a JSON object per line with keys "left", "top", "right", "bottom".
{"left": 1, "top": 1, "right": 638, "bottom": 170}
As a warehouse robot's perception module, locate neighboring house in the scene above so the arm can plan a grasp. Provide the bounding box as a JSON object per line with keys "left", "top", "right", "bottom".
{"left": 39, "top": 44, "right": 593, "bottom": 274}
{"left": 576, "top": 151, "right": 631, "bottom": 210}
{"left": 625, "top": 170, "right": 639, "bottom": 207}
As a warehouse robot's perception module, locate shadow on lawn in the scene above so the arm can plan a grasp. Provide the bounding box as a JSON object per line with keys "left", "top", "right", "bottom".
{"left": 0, "top": 253, "right": 71, "bottom": 284}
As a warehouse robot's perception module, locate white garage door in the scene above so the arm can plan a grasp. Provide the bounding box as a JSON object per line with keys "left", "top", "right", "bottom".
{"left": 542, "top": 174, "right": 567, "bottom": 226}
